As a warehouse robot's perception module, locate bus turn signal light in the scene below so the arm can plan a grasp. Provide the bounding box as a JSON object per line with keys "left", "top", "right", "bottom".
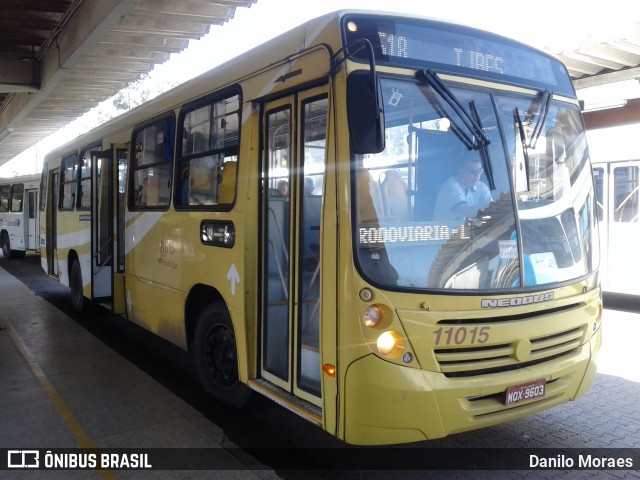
{"left": 323, "top": 364, "right": 336, "bottom": 377}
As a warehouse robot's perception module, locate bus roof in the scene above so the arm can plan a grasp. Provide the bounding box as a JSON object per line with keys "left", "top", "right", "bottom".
{"left": 43, "top": 9, "right": 573, "bottom": 161}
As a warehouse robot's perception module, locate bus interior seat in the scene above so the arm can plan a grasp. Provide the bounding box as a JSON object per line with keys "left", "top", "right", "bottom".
{"left": 357, "top": 168, "right": 384, "bottom": 224}
{"left": 267, "top": 196, "right": 289, "bottom": 301}
{"left": 380, "top": 170, "right": 409, "bottom": 221}
{"left": 219, "top": 161, "right": 237, "bottom": 204}
{"left": 356, "top": 168, "right": 400, "bottom": 285}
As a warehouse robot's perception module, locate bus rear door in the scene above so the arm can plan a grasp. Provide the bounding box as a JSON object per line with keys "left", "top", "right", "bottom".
{"left": 45, "top": 169, "right": 59, "bottom": 276}
{"left": 26, "top": 188, "right": 39, "bottom": 251}
{"left": 91, "top": 146, "right": 127, "bottom": 313}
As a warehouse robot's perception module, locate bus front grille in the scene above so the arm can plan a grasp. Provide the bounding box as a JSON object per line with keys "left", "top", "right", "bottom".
{"left": 434, "top": 325, "right": 586, "bottom": 377}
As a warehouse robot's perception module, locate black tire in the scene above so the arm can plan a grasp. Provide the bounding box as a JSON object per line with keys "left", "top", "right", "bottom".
{"left": 69, "top": 259, "right": 87, "bottom": 313}
{"left": 193, "top": 303, "right": 251, "bottom": 408}
{"left": 1, "top": 232, "right": 11, "bottom": 258}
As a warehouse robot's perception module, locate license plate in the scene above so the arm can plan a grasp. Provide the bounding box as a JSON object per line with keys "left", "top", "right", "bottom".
{"left": 505, "top": 378, "right": 546, "bottom": 405}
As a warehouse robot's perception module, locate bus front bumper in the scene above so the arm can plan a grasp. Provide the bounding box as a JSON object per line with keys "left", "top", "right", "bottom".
{"left": 343, "top": 327, "right": 600, "bottom": 445}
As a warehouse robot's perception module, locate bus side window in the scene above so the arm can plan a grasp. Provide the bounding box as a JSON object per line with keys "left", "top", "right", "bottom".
{"left": 0, "top": 184, "right": 10, "bottom": 212}
{"left": 176, "top": 90, "right": 240, "bottom": 209}
{"left": 130, "top": 116, "right": 174, "bottom": 209}
{"left": 10, "top": 184, "right": 24, "bottom": 212}
{"left": 60, "top": 154, "right": 78, "bottom": 210}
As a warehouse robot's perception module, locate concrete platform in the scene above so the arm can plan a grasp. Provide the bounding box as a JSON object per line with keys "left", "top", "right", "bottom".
{"left": 1, "top": 259, "right": 639, "bottom": 478}
{"left": 0, "top": 265, "right": 277, "bottom": 479}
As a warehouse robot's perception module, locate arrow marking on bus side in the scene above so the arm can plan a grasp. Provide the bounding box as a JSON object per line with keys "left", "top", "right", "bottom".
{"left": 227, "top": 264, "right": 240, "bottom": 296}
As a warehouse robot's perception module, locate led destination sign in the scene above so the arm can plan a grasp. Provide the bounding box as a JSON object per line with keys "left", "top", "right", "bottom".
{"left": 342, "top": 15, "right": 574, "bottom": 96}
{"left": 377, "top": 31, "right": 506, "bottom": 74}
{"left": 359, "top": 223, "right": 468, "bottom": 245}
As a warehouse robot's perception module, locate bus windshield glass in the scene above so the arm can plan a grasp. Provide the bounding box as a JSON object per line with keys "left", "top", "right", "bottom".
{"left": 353, "top": 76, "right": 599, "bottom": 291}
{"left": 342, "top": 14, "right": 575, "bottom": 97}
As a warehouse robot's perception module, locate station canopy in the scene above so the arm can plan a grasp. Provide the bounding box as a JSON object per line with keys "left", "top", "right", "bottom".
{"left": 0, "top": 0, "right": 256, "bottom": 167}
{"left": 0, "top": 2, "right": 639, "bottom": 168}
{"left": 559, "top": 21, "right": 640, "bottom": 90}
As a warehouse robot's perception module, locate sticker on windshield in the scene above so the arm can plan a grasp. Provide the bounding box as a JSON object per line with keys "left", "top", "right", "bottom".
{"left": 499, "top": 240, "right": 517, "bottom": 259}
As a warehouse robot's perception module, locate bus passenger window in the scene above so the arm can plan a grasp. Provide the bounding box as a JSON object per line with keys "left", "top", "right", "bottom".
{"left": 60, "top": 154, "right": 78, "bottom": 210}
{"left": 0, "top": 185, "right": 10, "bottom": 212}
{"left": 176, "top": 90, "right": 240, "bottom": 208}
{"left": 130, "top": 117, "right": 175, "bottom": 209}
{"left": 78, "top": 143, "right": 101, "bottom": 211}
{"left": 10, "top": 184, "right": 24, "bottom": 212}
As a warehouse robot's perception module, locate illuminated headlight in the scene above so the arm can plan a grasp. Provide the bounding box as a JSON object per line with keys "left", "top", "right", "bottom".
{"left": 376, "top": 331, "right": 405, "bottom": 357}
{"left": 362, "top": 305, "right": 382, "bottom": 328}
{"left": 201, "top": 220, "right": 235, "bottom": 248}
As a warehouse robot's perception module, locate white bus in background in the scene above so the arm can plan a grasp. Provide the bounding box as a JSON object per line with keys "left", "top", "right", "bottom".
{"left": 593, "top": 159, "right": 640, "bottom": 295}
{"left": 589, "top": 125, "right": 640, "bottom": 295}
{"left": 0, "top": 174, "right": 41, "bottom": 258}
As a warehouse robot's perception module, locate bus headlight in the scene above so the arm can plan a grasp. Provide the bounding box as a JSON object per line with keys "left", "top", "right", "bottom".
{"left": 363, "top": 305, "right": 382, "bottom": 328}
{"left": 376, "top": 330, "right": 405, "bottom": 357}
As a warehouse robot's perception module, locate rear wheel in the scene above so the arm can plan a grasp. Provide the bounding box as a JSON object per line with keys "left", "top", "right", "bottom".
{"left": 70, "top": 259, "right": 87, "bottom": 313}
{"left": 193, "top": 303, "right": 251, "bottom": 407}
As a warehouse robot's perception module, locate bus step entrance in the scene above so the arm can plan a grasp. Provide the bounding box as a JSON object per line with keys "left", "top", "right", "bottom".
{"left": 248, "top": 378, "right": 322, "bottom": 426}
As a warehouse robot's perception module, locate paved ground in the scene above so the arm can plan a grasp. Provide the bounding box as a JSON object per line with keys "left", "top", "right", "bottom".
{"left": 0, "top": 254, "right": 639, "bottom": 479}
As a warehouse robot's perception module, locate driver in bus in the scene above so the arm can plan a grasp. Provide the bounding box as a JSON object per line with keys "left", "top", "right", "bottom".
{"left": 433, "top": 158, "right": 492, "bottom": 224}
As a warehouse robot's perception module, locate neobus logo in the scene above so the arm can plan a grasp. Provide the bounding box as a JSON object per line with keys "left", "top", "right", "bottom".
{"left": 481, "top": 292, "right": 554, "bottom": 308}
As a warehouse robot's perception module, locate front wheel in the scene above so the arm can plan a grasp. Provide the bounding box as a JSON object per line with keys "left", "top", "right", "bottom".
{"left": 193, "top": 303, "right": 251, "bottom": 408}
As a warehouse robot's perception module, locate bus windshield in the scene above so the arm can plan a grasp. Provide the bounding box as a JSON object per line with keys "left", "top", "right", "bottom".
{"left": 353, "top": 75, "right": 599, "bottom": 291}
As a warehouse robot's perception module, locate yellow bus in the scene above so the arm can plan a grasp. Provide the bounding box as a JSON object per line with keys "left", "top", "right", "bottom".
{"left": 39, "top": 10, "right": 602, "bottom": 445}
{"left": 0, "top": 173, "right": 40, "bottom": 258}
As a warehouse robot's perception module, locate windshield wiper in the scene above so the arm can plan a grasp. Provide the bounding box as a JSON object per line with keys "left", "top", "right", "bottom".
{"left": 469, "top": 100, "right": 495, "bottom": 190}
{"left": 416, "top": 69, "right": 495, "bottom": 189}
{"left": 514, "top": 107, "right": 531, "bottom": 192}
{"left": 529, "top": 90, "right": 552, "bottom": 149}
{"left": 417, "top": 69, "right": 490, "bottom": 147}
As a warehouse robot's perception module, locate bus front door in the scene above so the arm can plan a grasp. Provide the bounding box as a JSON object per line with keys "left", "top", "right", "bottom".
{"left": 261, "top": 89, "right": 328, "bottom": 408}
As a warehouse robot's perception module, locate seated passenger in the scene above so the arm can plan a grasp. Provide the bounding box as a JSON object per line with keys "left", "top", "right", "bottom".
{"left": 277, "top": 180, "right": 289, "bottom": 197}
{"left": 304, "top": 177, "right": 314, "bottom": 195}
{"left": 433, "top": 159, "right": 492, "bottom": 224}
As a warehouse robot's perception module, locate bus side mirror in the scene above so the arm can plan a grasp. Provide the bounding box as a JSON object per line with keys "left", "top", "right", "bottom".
{"left": 347, "top": 72, "right": 385, "bottom": 154}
